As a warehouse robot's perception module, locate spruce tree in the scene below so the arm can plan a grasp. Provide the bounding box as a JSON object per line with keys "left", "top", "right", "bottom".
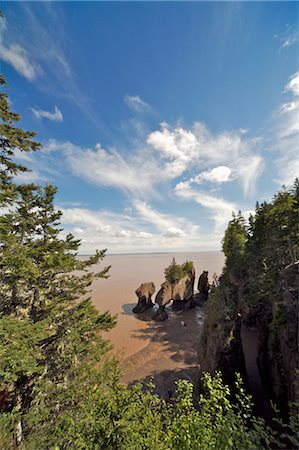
{"left": 0, "top": 75, "right": 116, "bottom": 447}
{"left": 0, "top": 76, "right": 40, "bottom": 207}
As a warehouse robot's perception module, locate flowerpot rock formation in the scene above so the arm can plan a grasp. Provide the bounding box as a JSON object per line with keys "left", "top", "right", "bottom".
{"left": 132, "top": 282, "right": 156, "bottom": 314}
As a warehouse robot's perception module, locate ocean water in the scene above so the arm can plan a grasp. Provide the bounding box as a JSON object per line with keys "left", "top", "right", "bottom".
{"left": 88, "top": 252, "right": 225, "bottom": 357}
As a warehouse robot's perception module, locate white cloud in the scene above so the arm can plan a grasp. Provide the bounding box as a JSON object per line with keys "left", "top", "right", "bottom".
{"left": 0, "top": 18, "right": 36, "bottom": 80}
{"left": 277, "top": 24, "right": 299, "bottom": 50}
{"left": 192, "top": 166, "right": 233, "bottom": 184}
{"left": 278, "top": 75, "right": 299, "bottom": 138}
{"left": 285, "top": 72, "right": 299, "bottom": 96}
{"left": 133, "top": 200, "right": 189, "bottom": 238}
{"left": 147, "top": 121, "right": 264, "bottom": 194}
{"left": 175, "top": 181, "right": 236, "bottom": 231}
{"left": 32, "top": 105, "right": 63, "bottom": 122}
{"left": 279, "top": 101, "right": 298, "bottom": 114}
{"left": 4, "top": 4, "right": 113, "bottom": 139}
{"left": 147, "top": 123, "right": 198, "bottom": 178}
{"left": 275, "top": 143, "right": 299, "bottom": 187}
{"left": 274, "top": 72, "right": 299, "bottom": 185}
{"left": 58, "top": 204, "right": 207, "bottom": 254}
{"left": 281, "top": 33, "right": 299, "bottom": 49}
{"left": 237, "top": 156, "right": 264, "bottom": 197}
{"left": 124, "top": 95, "right": 151, "bottom": 112}
{"left": 44, "top": 140, "right": 158, "bottom": 197}
{"left": 14, "top": 169, "right": 42, "bottom": 183}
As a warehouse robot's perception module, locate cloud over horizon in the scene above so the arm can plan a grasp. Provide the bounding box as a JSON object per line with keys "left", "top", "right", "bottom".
{"left": 59, "top": 203, "right": 207, "bottom": 254}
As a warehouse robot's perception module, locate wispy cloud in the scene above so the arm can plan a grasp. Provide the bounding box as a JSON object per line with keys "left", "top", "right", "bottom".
{"left": 124, "top": 95, "right": 151, "bottom": 112}
{"left": 276, "top": 24, "right": 299, "bottom": 51}
{"left": 0, "top": 17, "right": 36, "bottom": 80}
{"left": 43, "top": 140, "right": 159, "bottom": 198}
{"left": 284, "top": 72, "right": 299, "bottom": 97}
{"left": 42, "top": 122, "right": 263, "bottom": 202}
{"left": 273, "top": 71, "right": 299, "bottom": 185}
{"left": 60, "top": 206, "right": 152, "bottom": 251}
{"left": 175, "top": 180, "right": 237, "bottom": 231}
{"left": 4, "top": 4, "right": 112, "bottom": 140}
{"left": 32, "top": 105, "right": 63, "bottom": 122}
{"left": 133, "top": 199, "right": 195, "bottom": 238}
{"left": 59, "top": 204, "right": 204, "bottom": 254}
{"left": 281, "top": 33, "right": 299, "bottom": 49}
{"left": 237, "top": 155, "right": 264, "bottom": 197}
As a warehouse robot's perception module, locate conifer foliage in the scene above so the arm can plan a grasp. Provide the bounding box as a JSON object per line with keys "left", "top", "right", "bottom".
{"left": 0, "top": 75, "right": 115, "bottom": 448}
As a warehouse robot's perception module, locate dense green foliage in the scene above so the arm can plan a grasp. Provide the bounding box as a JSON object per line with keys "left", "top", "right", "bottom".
{"left": 219, "top": 181, "right": 298, "bottom": 335}
{"left": 202, "top": 181, "right": 298, "bottom": 441}
{"left": 1, "top": 73, "right": 297, "bottom": 449}
{"left": 245, "top": 183, "right": 298, "bottom": 310}
{"left": 0, "top": 75, "right": 116, "bottom": 448}
{"left": 164, "top": 258, "right": 194, "bottom": 283}
{"left": 9, "top": 373, "right": 281, "bottom": 450}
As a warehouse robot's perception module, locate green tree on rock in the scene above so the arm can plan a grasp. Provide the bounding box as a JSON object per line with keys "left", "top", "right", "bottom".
{"left": 222, "top": 211, "right": 247, "bottom": 283}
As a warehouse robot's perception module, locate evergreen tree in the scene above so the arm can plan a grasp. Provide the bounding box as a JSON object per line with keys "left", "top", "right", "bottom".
{"left": 0, "top": 76, "right": 40, "bottom": 207}
{"left": 222, "top": 211, "right": 247, "bottom": 283}
{"left": 0, "top": 75, "right": 115, "bottom": 447}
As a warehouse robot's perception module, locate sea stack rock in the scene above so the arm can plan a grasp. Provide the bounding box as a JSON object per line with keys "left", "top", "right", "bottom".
{"left": 153, "top": 267, "right": 195, "bottom": 320}
{"left": 153, "top": 281, "right": 172, "bottom": 321}
{"left": 132, "top": 282, "right": 156, "bottom": 314}
{"left": 172, "top": 268, "right": 195, "bottom": 310}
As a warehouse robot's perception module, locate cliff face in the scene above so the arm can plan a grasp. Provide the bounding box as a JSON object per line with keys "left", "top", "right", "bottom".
{"left": 254, "top": 263, "right": 298, "bottom": 413}
{"left": 203, "top": 185, "right": 299, "bottom": 416}
{"left": 199, "top": 313, "right": 247, "bottom": 387}
{"left": 199, "top": 276, "right": 247, "bottom": 387}
{"left": 199, "top": 270, "right": 298, "bottom": 415}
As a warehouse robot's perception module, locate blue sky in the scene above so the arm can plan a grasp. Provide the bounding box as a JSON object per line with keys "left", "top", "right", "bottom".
{"left": 1, "top": 2, "right": 298, "bottom": 254}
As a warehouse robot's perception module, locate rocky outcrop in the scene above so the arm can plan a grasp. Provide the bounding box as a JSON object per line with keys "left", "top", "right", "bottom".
{"left": 199, "top": 312, "right": 247, "bottom": 387}
{"left": 237, "top": 262, "right": 299, "bottom": 415}
{"left": 152, "top": 305, "right": 168, "bottom": 321}
{"left": 255, "top": 265, "right": 299, "bottom": 414}
{"left": 153, "top": 268, "right": 195, "bottom": 321}
{"left": 133, "top": 282, "right": 155, "bottom": 314}
{"left": 198, "top": 275, "right": 247, "bottom": 387}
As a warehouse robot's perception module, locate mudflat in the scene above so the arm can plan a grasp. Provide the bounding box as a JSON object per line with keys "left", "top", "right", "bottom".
{"left": 89, "top": 252, "right": 225, "bottom": 393}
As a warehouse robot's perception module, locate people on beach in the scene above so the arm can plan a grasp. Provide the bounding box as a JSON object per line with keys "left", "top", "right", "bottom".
{"left": 197, "top": 270, "right": 209, "bottom": 302}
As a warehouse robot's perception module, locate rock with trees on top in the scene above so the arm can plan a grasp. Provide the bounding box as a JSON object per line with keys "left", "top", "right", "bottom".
{"left": 153, "top": 259, "right": 195, "bottom": 321}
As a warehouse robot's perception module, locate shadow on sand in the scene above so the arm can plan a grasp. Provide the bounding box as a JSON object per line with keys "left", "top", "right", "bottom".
{"left": 122, "top": 303, "right": 156, "bottom": 322}
{"left": 122, "top": 306, "right": 205, "bottom": 400}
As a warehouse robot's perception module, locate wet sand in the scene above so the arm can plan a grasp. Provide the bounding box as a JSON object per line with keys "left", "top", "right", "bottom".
{"left": 88, "top": 252, "right": 225, "bottom": 391}
{"left": 122, "top": 306, "right": 205, "bottom": 397}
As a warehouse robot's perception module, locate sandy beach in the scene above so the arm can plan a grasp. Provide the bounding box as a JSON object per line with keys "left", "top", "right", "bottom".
{"left": 89, "top": 252, "right": 225, "bottom": 394}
